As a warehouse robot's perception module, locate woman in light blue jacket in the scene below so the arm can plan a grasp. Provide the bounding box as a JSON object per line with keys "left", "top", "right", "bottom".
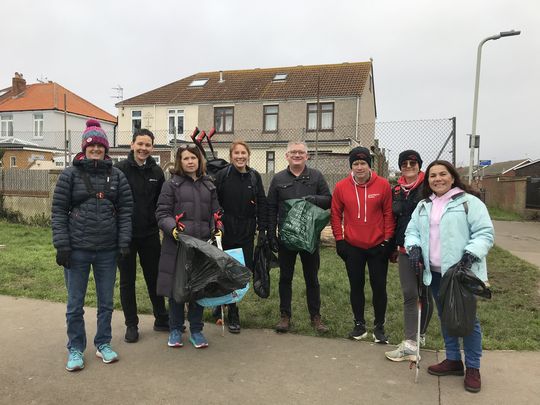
{"left": 405, "top": 160, "right": 494, "bottom": 394}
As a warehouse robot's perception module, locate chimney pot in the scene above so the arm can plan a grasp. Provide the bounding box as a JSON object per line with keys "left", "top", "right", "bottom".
{"left": 12, "top": 72, "right": 27, "bottom": 95}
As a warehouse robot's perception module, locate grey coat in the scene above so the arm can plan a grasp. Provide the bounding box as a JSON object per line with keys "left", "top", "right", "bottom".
{"left": 155, "top": 174, "right": 221, "bottom": 297}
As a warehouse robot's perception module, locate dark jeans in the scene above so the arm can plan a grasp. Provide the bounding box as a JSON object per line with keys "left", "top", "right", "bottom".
{"left": 64, "top": 249, "right": 117, "bottom": 351}
{"left": 118, "top": 233, "right": 167, "bottom": 327}
{"left": 169, "top": 299, "right": 204, "bottom": 333}
{"left": 222, "top": 239, "right": 254, "bottom": 315}
{"left": 430, "top": 271, "right": 482, "bottom": 369}
{"left": 344, "top": 243, "right": 388, "bottom": 326}
{"left": 278, "top": 244, "right": 321, "bottom": 318}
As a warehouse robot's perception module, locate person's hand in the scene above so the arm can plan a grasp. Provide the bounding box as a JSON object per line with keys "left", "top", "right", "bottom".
{"left": 389, "top": 250, "right": 399, "bottom": 263}
{"left": 336, "top": 240, "right": 349, "bottom": 262}
{"left": 458, "top": 252, "right": 478, "bottom": 271}
{"left": 175, "top": 212, "right": 186, "bottom": 232}
{"left": 257, "top": 230, "right": 267, "bottom": 246}
{"left": 268, "top": 232, "right": 279, "bottom": 253}
{"left": 172, "top": 227, "right": 181, "bottom": 241}
{"left": 118, "top": 247, "right": 130, "bottom": 261}
{"left": 408, "top": 246, "right": 423, "bottom": 275}
{"left": 379, "top": 239, "right": 394, "bottom": 259}
{"left": 56, "top": 249, "right": 71, "bottom": 268}
{"left": 213, "top": 210, "right": 224, "bottom": 232}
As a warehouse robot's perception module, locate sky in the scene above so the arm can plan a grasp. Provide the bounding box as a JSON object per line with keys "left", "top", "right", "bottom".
{"left": 3, "top": 0, "right": 538, "bottom": 166}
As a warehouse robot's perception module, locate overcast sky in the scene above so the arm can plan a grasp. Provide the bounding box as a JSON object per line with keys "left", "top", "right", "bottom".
{"left": 3, "top": 0, "right": 538, "bottom": 166}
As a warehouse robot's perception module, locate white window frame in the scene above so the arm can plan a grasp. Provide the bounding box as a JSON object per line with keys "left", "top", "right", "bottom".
{"left": 168, "top": 109, "right": 185, "bottom": 141}
{"left": 263, "top": 105, "right": 278, "bottom": 133}
{"left": 214, "top": 106, "right": 234, "bottom": 133}
{"left": 132, "top": 110, "right": 142, "bottom": 133}
{"left": 10, "top": 156, "right": 16, "bottom": 167}
{"left": 1, "top": 114, "right": 13, "bottom": 137}
{"left": 33, "top": 113, "right": 44, "bottom": 138}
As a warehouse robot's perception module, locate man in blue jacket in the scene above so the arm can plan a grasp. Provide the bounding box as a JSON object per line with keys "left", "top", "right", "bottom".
{"left": 116, "top": 129, "right": 167, "bottom": 343}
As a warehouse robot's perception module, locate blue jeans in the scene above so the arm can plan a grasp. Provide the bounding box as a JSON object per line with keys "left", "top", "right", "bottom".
{"left": 64, "top": 249, "right": 117, "bottom": 351}
{"left": 169, "top": 298, "right": 204, "bottom": 333}
{"left": 430, "top": 271, "right": 482, "bottom": 369}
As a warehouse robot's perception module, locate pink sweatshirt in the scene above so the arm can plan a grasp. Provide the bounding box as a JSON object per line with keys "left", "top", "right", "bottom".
{"left": 429, "top": 187, "right": 463, "bottom": 268}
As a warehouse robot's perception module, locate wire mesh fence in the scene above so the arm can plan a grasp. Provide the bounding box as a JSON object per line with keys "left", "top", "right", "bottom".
{"left": 0, "top": 118, "right": 455, "bottom": 222}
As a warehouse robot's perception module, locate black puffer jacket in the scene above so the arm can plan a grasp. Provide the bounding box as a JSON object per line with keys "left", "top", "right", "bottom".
{"left": 267, "top": 165, "right": 331, "bottom": 236}
{"left": 392, "top": 180, "right": 423, "bottom": 247}
{"left": 214, "top": 165, "right": 267, "bottom": 245}
{"left": 155, "top": 174, "right": 221, "bottom": 297}
{"left": 115, "top": 152, "right": 164, "bottom": 238}
{"left": 51, "top": 153, "right": 133, "bottom": 251}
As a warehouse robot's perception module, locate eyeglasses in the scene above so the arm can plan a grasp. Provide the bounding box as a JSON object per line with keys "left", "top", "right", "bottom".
{"left": 287, "top": 150, "right": 307, "bottom": 156}
{"left": 400, "top": 160, "right": 418, "bottom": 168}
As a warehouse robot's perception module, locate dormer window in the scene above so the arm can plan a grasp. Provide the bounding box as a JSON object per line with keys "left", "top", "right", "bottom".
{"left": 188, "top": 79, "right": 209, "bottom": 87}
{"left": 272, "top": 73, "right": 287, "bottom": 82}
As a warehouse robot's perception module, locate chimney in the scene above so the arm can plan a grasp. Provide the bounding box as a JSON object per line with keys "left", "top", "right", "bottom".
{"left": 219, "top": 70, "right": 224, "bottom": 83}
{"left": 12, "top": 72, "right": 26, "bottom": 95}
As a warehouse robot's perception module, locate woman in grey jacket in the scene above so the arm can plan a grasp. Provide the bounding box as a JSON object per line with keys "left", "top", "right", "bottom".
{"left": 52, "top": 120, "right": 133, "bottom": 372}
{"left": 405, "top": 160, "right": 494, "bottom": 393}
{"left": 156, "top": 145, "right": 221, "bottom": 349}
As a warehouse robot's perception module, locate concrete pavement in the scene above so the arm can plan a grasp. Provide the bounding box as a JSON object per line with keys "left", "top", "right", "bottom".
{"left": 1, "top": 294, "right": 539, "bottom": 405}
{"left": 493, "top": 220, "right": 540, "bottom": 268}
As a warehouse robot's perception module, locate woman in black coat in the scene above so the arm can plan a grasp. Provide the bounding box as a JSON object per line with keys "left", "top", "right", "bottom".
{"left": 156, "top": 145, "right": 221, "bottom": 349}
{"left": 213, "top": 140, "right": 267, "bottom": 333}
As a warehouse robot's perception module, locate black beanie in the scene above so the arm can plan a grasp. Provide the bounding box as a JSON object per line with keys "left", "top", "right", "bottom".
{"left": 349, "top": 147, "right": 371, "bottom": 168}
{"left": 398, "top": 150, "right": 423, "bottom": 169}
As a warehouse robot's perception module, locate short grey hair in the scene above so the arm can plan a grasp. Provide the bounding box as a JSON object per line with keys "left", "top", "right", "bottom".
{"left": 286, "top": 140, "right": 308, "bottom": 153}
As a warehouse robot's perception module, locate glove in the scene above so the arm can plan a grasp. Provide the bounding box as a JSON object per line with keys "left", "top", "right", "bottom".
{"left": 213, "top": 210, "right": 224, "bottom": 233}
{"left": 379, "top": 239, "right": 394, "bottom": 259}
{"left": 175, "top": 212, "right": 186, "bottom": 232}
{"left": 303, "top": 195, "right": 317, "bottom": 205}
{"left": 56, "top": 249, "right": 71, "bottom": 268}
{"left": 336, "top": 240, "right": 348, "bottom": 262}
{"left": 268, "top": 233, "right": 279, "bottom": 253}
{"left": 257, "top": 230, "right": 267, "bottom": 246}
{"left": 389, "top": 250, "right": 399, "bottom": 264}
{"left": 172, "top": 227, "right": 181, "bottom": 241}
{"left": 458, "top": 252, "right": 479, "bottom": 271}
{"left": 408, "top": 246, "right": 424, "bottom": 275}
{"left": 118, "top": 247, "right": 130, "bottom": 261}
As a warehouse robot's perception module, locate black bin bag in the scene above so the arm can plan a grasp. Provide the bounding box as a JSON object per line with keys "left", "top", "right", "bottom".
{"left": 172, "top": 234, "right": 251, "bottom": 303}
{"left": 253, "top": 239, "right": 279, "bottom": 299}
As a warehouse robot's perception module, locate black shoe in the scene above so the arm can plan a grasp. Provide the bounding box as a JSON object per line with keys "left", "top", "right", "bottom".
{"left": 348, "top": 322, "right": 367, "bottom": 340}
{"left": 153, "top": 320, "right": 170, "bottom": 332}
{"left": 227, "top": 307, "right": 241, "bottom": 334}
{"left": 124, "top": 326, "right": 139, "bottom": 343}
{"left": 373, "top": 324, "right": 389, "bottom": 344}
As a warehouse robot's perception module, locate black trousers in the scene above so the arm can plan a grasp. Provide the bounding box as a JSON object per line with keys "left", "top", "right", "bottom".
{"left": 344, "top": 243, "right": 388, "bottom": 326}
{"left": 278, "top": 244, "right": 321, "bottom": 318}
{"left": 222, "top": 239, "right": 254, "bottom": 314}
{"left": 118, "top": 233, "right": 167, "bottom": 327}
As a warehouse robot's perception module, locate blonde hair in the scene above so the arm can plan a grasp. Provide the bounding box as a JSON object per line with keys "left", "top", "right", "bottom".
{"left": 229, "top": 140, "right": 251, "bottom": 158}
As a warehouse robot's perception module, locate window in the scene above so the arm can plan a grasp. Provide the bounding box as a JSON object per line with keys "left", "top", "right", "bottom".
{"left": 214, "top": 107, "right": 234, "bottom": 133}
{"left": 33, "top": 113, "right": 44, "bottom": 138}
{"left": 189, "top": 79, "right": 209, "bottom": 87}
{"left": 10, "top": 156, "right": 16, "bottom": 167}
{"left": 266, "top": 151, "right": 275, "bottom": 173}
{"left": 263, "top": 105, "right": 278, "bottom": 133}
{"left": 1, "top": 114, "right": 13, "bottom": 137}
{"left": 168, "top": 109, "right": 184, "bottom": 140}
{"left": 306, "top": 102, "right": 334, "bottom": 131}
{"left": 132, "top": 110, "right": 142, "bottom": 133}
{"left": 272, "top": 73, "right": 287, "bottom": 82}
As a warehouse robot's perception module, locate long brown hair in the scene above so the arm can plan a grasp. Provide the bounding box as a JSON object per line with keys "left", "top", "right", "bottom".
{"left": 422, "top": 160, "right": 479, "bottom": 199}
{"left": 170, "top": 145, "right": 207, "bottom": 177}
{"left": 229, "top": 140, "right": 251, "bottom": 158}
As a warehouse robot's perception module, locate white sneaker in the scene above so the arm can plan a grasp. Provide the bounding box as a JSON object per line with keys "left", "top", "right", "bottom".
{"left": 385, "top": 341, "right": 419, "bottom": 362}
{"left": 419, "top": 334, "right": 426, "bottom": 347}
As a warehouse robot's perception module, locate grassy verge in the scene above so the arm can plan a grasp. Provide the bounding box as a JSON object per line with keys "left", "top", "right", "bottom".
{"left": 488, "top": 206, "right": 525, "bottom": 221}
{"left": 1, "top": 220, "right": 538, "bottom": 350}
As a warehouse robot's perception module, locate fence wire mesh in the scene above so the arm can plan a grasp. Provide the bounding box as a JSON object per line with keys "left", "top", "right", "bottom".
{"left": 1, "top": 118, "right": 455, "bottom": 222}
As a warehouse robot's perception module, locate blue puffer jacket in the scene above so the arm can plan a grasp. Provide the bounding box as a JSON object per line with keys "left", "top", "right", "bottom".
{"left": 52, "top": 153, "right": 133, "bottom": 251}
{"left": 404, "top": 191, "right": 494, "bottom": 286}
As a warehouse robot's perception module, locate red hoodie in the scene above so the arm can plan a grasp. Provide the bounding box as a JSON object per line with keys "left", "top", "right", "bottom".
{"left": 331, "top": 171, "right": 395, "bottom": 249}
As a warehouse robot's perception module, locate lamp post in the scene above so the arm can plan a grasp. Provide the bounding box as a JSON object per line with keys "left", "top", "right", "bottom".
{"left": 468, "top": 29, "right": 521, "bottom": 184}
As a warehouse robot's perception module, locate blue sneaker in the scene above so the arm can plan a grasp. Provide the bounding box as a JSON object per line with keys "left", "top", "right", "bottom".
{"left": 190, "top": 332, "right": 208, "bottom": 349}
{"left": 66, "top": 348, "right": 84, "bottom": 372}
{"left": 168, "top": 329, "right": 183, "bottom": 347}
{"left": 96, "top": 343, "right": 119, "bottom": 363}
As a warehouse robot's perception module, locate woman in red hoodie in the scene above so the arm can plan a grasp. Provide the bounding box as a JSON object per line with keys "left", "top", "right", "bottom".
{"left": 331, "top": 147, "right": 395, "bottom": 344}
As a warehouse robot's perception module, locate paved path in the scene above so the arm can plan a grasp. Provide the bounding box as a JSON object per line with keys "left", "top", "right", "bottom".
{"left": 493, "top": 220, "right": 540, "bottom": 268}
{"left": 1, "top": 295, "right": 539, "bottom": 405}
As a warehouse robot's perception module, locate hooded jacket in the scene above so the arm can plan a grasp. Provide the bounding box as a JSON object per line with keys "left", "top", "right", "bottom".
{"left": 51, "top": 152, "right": 133, "bottom": 251}
{"left": 331, "top": 171, "right": 394, "bottom": 249}
{"left": 392, "top": 172, "right": 424, "bottom": 247}
{"left": 115, "top": 151, "right": 164, "bottom": 238}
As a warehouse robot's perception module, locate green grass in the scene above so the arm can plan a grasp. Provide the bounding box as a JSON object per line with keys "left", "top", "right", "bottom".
{"left": 488, "top": 206, "right": 525, "bottom": 221}
{"left": 1, "top": 220, "right": 539, "bottom": 350}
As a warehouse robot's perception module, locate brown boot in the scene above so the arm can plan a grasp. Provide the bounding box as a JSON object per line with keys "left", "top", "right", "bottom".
{"left": 464, "top": 368, "right": 481, "bottom": 393}
{"left": 428, "top": 359, "right": 465, "bottom": 376}
{"left": 275, "top": 313, "right": 290, "bottom": 333}
{"left": 311, "top": 314, "right": 329, "bottom": 333}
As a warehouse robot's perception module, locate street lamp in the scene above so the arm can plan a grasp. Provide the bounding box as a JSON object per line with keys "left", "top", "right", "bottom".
{"left": 468, "top": 29, "right": 521, "bottom": 184}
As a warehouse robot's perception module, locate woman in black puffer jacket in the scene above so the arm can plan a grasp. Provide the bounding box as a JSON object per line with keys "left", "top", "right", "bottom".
{"left": 52, "top": 119, "right": 133, "bottom": 372}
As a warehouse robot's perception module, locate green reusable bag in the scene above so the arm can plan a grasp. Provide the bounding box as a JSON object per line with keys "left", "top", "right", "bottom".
{"left": 279, "top": 198, "right": 330, "bottom": 254}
